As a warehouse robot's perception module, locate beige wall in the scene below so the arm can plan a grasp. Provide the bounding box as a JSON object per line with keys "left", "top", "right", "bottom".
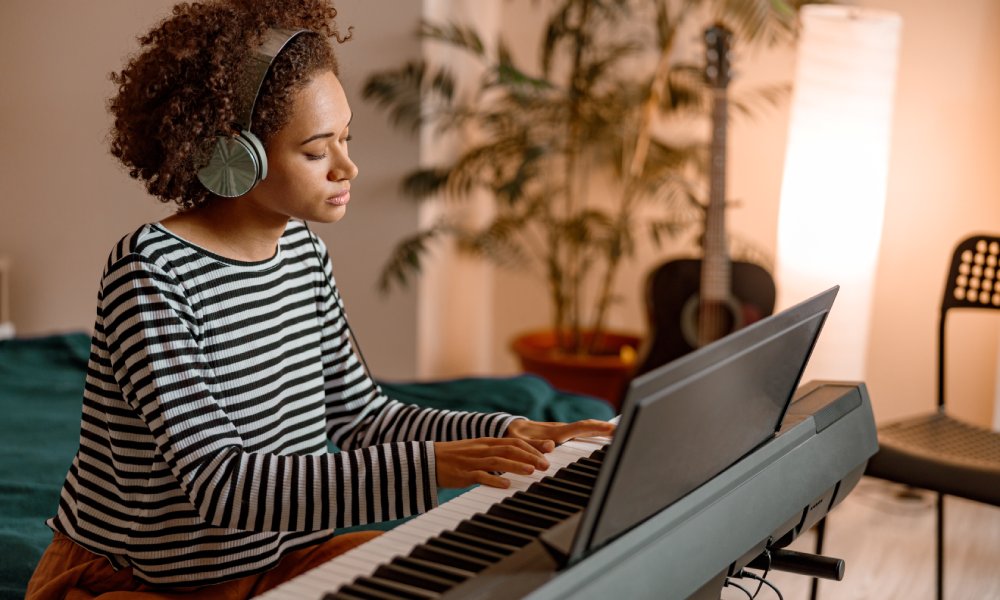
{"left": 0, "top": 0, "right": 422, "bottom": 380}
{"left": 3, "top": 1, "right": 999, "bottom": 425}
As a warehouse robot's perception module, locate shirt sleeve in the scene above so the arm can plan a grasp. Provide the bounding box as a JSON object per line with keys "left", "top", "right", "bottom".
{"left": 101, "top": 252, "right": 437, "bottom": 532}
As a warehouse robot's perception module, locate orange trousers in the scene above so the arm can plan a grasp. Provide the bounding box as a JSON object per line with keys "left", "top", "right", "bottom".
{"left": 25, "top": 531, "right": 382, "bottom": 600}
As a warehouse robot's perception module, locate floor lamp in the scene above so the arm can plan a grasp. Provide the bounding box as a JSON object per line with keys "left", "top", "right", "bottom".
{"left": 775, "top": 5, "right": 903, "bottom": 381}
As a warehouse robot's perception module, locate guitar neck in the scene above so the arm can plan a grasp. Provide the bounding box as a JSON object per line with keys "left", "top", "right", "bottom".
{"left": 701, "top": 89, "right": 731, "bottom": 303}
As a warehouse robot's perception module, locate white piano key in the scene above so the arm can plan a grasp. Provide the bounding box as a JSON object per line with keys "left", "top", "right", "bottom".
{"left": 431, "top": 499, "right": 480, "bottom": 517}
{"left": 268, "top": 571, "right": 339, "bottom": 600}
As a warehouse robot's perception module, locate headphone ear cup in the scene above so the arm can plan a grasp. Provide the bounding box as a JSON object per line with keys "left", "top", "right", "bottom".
{"left": 196, "top": 131, "right": 267, "bottom": 197}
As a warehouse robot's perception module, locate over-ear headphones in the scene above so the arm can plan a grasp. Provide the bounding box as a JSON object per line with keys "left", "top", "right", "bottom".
{"left": 197, "top": 28, "right": 311, "bottom": 198}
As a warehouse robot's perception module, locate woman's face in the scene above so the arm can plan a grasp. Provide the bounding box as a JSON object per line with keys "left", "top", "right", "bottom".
{"left": 246, "top": 69, "right": 358, "bottom": 224}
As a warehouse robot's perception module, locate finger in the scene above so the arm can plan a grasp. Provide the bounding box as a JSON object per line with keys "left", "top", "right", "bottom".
{"left": 558, "top": 420, "right": 616, "bottom": 441}
{"left": 473, "top": 470, "right": 512, "bottom": 489}
{"left": 482, "top": 456, "right": 544, "bottom": 475}
{"left": 484, "top": 451, "right": 547, "bottom": 473}
{"left": 498, "top": 444, "right": 551, "bottom": 469}
{"left": 523, "top": 438, "right": 556, "bottom": 453}
{"left": 488, "top": 436, "right": 547, "bottom": 459}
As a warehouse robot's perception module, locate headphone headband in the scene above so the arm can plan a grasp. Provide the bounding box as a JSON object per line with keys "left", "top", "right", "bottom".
{"left": 232, "top": 28, "right": 309, "bottom": 132}
{"left": 197, "top": 27, "right": 312, "bottom": 198}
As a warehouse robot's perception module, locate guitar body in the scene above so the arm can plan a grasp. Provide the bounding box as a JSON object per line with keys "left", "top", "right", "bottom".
{"left": 635, "top": 258, "right": 776, "bottom": 377}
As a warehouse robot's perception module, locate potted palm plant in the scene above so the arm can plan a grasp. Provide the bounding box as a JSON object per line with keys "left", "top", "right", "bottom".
{"left": 364, "top": 0, "right": 810, "bottom": 406}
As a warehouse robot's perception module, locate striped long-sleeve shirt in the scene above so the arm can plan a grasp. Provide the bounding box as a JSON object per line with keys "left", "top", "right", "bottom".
{"left": 48, "top": 220, "right": 519, "bottom": 586}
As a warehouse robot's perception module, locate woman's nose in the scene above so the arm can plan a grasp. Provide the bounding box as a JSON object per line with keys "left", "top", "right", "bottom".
{"left": 331, "top": 153, "right": 358, "bottom": 181}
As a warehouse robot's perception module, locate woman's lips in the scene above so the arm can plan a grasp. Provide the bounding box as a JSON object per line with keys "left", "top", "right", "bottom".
{"left": 327, "top": 191, "right": 350, "bottom": 206}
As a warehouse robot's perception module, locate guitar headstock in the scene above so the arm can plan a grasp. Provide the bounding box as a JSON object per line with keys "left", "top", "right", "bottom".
{"left": 704, "top": 23, "right": 733, "bottom": 90}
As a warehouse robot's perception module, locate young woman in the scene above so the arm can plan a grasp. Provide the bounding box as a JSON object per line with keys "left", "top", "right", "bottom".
{"left": 25, "top": 1, "right": 613, "bottom": 598}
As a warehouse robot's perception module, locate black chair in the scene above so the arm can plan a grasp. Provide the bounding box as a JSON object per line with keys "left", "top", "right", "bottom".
{"left": 811, "top": 234, "right": 1000, "bottom": 600}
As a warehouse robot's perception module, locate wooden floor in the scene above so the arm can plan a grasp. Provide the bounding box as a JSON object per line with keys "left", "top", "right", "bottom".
{"left": 720, "top": 477, "right": 1000, "bottom": 600}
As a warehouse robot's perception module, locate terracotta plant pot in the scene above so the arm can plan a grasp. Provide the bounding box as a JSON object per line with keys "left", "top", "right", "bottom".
{"left": 510, "top": 329, "right": 641, "bottom": 411}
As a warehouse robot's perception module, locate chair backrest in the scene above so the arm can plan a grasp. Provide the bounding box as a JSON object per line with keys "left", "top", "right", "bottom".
{"left": 938, "top": 234, "right": 1000, "bottom": 409}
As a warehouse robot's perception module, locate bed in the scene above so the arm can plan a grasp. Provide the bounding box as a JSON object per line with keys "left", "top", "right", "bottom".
{"left": 0, "top": 332, "right": 614, "bottom": 599}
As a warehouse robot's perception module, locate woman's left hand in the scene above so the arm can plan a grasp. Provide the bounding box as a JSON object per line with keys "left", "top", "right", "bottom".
{"left": 504, "top": 419, "right": 615, "bottom": 453}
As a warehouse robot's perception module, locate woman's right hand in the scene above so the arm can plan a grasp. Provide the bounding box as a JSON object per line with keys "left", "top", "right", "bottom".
{"left": 433, "top": 437, "right": 551, "bottom": 489}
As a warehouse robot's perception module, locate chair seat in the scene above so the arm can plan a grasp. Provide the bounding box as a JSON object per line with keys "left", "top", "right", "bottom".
{"left": 866, "top": 412, "right": 1000, "bottom": 506}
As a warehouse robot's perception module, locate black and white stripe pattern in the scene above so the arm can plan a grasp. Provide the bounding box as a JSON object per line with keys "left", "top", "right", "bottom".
{"left": 48, "top": 220, "right": 518, "bottom": 586}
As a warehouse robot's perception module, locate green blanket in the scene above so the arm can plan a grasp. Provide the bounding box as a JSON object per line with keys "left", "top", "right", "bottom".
{"left": 0, "top": 333, "right": 612, "bottom": 599}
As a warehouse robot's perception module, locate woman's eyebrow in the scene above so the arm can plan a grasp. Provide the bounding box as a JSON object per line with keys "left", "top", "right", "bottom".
{"left": 300, "top": 113, "right": 353, "bottom": 145}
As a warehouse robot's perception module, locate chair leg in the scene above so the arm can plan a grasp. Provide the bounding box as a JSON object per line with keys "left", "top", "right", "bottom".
{"left": 809, "top": 517, "right": 826, "bottom": 600}
{"left": 936, "top": 492, "right": 944, "bottom": 600}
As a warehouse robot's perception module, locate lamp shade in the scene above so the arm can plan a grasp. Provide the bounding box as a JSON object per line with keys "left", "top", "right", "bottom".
{"left": 776, "top": 5, "right": 902, "bottom": 380}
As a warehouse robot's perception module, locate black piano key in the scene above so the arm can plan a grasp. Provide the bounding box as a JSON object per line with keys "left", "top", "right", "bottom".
{"left": 392, "top": 555, "right": 473, "bottom": 583}
{"left": 577, "top": 457, "right": 604, "bottom": 471}
{"left": 528, "top": 480, "right": 590, "bottom": 507}
{"left": 552, "top": 466, "right": 597, "bottom": 487}
{"left": 411, "top": 543, "right": 492, "bottom": 573}
{"left": 327, "top": 583, "right": 397, "bottom": 600}
{"left": 345, "top": 576, "right": 439, "bottom": 600}
{"left": 565, "top": 462, "right": 601, "bottom": 479}
{"left": 455, "top": 518, "right": 534, "bottom": 547}
{"left": 488, "top": 502, "right": 561, "bottom": 529}
{"left": 323, "top": 592, "right": 370, "bottom": 600}
{"left": 371, "top": 563, "right": 453, "bottom": 594}
{"left": 439, "top": 529, "right": 518, "bottom": 556}
{"left": 470, "top": 512, "right": 546, "bottom": 538}
{"left": 542, "top": 475, "right": 592, "bottom": 495}
{"left": 504, "top": 494, "right": 576, "bottom": 520}
{"left": 565, "top": 460, "right": 601, "bottom": 476}
{"left": 512, "top": 490, "right": 582, "bottom": 515}
{"left": 590, "top": 447, "right": 608, "bottom": 460}
{"left": 426, "top": 535, "right": 508, "bottom": 564}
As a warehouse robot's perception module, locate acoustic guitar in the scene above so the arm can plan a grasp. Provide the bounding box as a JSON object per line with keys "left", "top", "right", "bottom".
{"left": 635, "top": 24, "right": 775, "bottom": 377}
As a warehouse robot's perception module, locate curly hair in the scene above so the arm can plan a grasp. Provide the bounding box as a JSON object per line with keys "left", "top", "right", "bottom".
{"left": 108, "top": 0, "right": 352, "bottom": 210}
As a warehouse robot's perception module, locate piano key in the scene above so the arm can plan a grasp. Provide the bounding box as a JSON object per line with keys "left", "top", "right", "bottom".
{"left": 487, "top": 502, "right": 561, "bottom": 529}
{"left": 325, "top": 583, "right": 397, "bottom": 600}
{"left": 469, "top": 512, "right": 546, "bottom": 538}
{"left": 545, "top": 473, "right": 593, "bottom": 494}
{"left": 567, "top": 458, "right": 601, "bottom": 473}
{"left": 371, "top": 562, "right": 454, "bottom": 593}
{"left": 425, "top": 535, "right": 507, "bottom": 565}
{"left": 557, "top": 464, "right": 599, "bottom": 485}
{"left": 528, "top": 480, "right": 590, "bottom": 507}
{"left": 391, "top": 555, "right": 473, "bottom": 583}
{"left": 511, "top": 490, "right": 582, "bottom": 515}
{"left": 455, "top": 518, "right": 534, "bottom": 547}
{"left": 503, "top": 494, "right": 575, "bottom": 520}
{"left": 346, "top": 576, "right": 440, "bottom": 600}
{"left": 323, "top": 590, "right": 373, "bottom": 600}
{"left": 411, "top": 542, "right": 492, "bottom": 573}
{"left": 439, "top": 529, "right": 519, "bottom": 556}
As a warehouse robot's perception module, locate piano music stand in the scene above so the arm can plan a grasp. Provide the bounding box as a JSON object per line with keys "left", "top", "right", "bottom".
{"left": 567, "top": 286, "right": 839, "bottom": 561}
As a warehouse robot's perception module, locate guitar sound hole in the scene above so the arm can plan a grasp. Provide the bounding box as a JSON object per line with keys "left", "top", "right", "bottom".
{"left": 680, "top": 294, "right": 743, "bottom": 348}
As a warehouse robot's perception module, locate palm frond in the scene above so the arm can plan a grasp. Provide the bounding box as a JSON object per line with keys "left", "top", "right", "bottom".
{"left": 456, "top": 212, "right": 535, "bottom": 269}
{"left": 421, "top": 20, "right": 487, "bottom": 57}
{"left": 662, "top": 63, "right": 712, "bottom": 114}
{"left": 400, "top": 167, "right": 451, "bottom": 200}
{"left": 377, "top": 223, "right": 451, "bottom": 293}
{"left": 362, "top": 61, "right": 455, "bottom": 134}
{"left": 712, "top": 0, "right": 822, "bottom": 46}
{"left": 728, "top": 82, "right": 791, "bottom": 118}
